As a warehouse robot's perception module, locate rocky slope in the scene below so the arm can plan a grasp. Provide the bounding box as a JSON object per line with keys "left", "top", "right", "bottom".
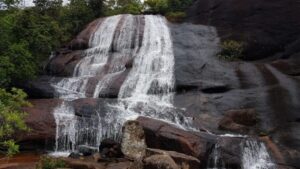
{"left": 17, "top": 3, "right": 300, "bottom": 168}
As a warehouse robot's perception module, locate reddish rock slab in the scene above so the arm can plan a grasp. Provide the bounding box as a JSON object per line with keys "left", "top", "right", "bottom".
{"left": 20, "top": 99, "right": 62, "bottom": 147}
{"left": 136, "top": 116, "right": 216, "bottom": 161}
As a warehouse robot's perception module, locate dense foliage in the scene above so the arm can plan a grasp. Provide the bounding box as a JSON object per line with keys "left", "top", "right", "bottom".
{"left": 104, "top": 0, "right": 143, "bottom": 15}
{"left": 0, "top": 0, "right": 105, "bottom": 88}
{"left": 0, "top": 88, "right": 30, "bottom": 157}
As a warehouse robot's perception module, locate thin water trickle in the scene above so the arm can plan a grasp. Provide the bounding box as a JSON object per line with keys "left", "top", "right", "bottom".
{"left": 242, "top": 139, "right": 276, "bottom": 169}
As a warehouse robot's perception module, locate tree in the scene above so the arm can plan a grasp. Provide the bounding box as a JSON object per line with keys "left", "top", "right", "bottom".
{"left": 144, "top": 0, "right": 168, "bottom": 14}
{"left": 88, "top": 0, "right": 104, "bottom": 17}
{"left": 33, "top": 0, "right": 63, "bottom": 18}
{"left": 0, "top": 0, "right": 21, "bottom": 9}
{"left": 0, "top": 88, "right": 29, "bottom": 157}
{"left": 104, "top": 0, "right": 143, "bottom": 15}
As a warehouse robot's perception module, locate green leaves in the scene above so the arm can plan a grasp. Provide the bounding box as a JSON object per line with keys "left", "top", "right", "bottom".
{"left": 0, "top": 88, "right": 29, "bottom": 156}
{"left": 2, "top": 140, "right": 19, "bottom": 157}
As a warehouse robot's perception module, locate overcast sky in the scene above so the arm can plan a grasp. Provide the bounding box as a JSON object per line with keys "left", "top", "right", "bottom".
{"left": 24, "top": 0, "right": 145, "bottom": 7}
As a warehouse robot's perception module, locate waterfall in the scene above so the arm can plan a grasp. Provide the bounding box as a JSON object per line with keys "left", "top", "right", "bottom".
{"left": 206, "top": 136, "right": 276, "bottom": 169}
{"left": 242, "top": 139, "right": 276, "bottom": 169}
{"left": 50, "top": 14, "right": 192, "bottom": 155}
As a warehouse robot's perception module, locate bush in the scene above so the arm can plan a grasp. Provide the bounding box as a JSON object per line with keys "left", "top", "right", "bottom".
{"left": 166, "top": 11, "right": 186, "bottom": 22}
{"left": 0, "top": 88, "right": 30, "bottom": 157}
{"left": 36, "top": 156, "right": 66, "bottom": 169}
{"left": 144, "top": 0, "right": 193, "bottom": 14}
{"left": 218, "top": 40, "right": 244, "bottom": 61}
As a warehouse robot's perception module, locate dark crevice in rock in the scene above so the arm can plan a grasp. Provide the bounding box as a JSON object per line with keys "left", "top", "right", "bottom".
{"left": 201, "top": 86, "right": 231, "bottom": 94}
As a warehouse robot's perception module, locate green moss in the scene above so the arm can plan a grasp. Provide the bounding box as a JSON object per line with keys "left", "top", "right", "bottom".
{"left": 218, "top": 40, "right": 244, "bottom": 61}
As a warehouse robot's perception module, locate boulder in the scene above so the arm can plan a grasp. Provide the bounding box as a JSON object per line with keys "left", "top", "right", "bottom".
{"left": 46, "top": 50, "right": 83, "bottom": 76}
{"left": 136, "top": 116, "right": 216, "bottom": 161}
{"left": 121, "top": 120, "right": 147, "bottom": 160}
{"left": 145, "top": 148, "right": 201, "bottom": 169}
{"left": 144, "top": 154, "right": 179, "bottom": 169}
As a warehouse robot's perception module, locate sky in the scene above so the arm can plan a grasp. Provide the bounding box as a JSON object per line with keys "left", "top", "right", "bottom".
{"left": 23, "top": 0, "right": 145, "bottom": 7}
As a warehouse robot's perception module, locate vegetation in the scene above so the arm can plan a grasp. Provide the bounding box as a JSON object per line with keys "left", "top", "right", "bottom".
{"left": 104, "top": 0, "right": 143, "bottom": 15}
{"left": 36, "top": 156, "right": 67, "bottom": 169}
{"left": 143, "top": 0, "right": 193, "bottom": 22}
{"left": 218, "top": 40, "right": 244, "bottom": 61}
{"left": 165, "top": 11, "right": 186, "bottom": 22}
{"left": 0, "top": 88, "right": 30, "bottom": 157}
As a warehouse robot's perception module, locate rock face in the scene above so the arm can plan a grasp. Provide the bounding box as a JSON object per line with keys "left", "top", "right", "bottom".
{"left": 187, "top": 0, "right": 300, "bottom": 60}
{"left": 121, "top": 120, "right": 147, "bottom": 160}
{"left": 218, "top": 109, "right": 258, "bottom": 134}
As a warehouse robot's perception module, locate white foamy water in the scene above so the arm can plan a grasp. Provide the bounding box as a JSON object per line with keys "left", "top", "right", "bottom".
{"left": 51, "top": 15, "right": 122, "bottom": 99}
{"left": 242, "top": 139, "right": 276, "bottom": 169}
{"left": 53, "top": 102, "right": 76, "bottom": 152}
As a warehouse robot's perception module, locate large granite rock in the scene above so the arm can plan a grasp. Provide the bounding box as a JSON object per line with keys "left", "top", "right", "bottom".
{"left": 19, "top": 99, "right": 61, "bottom": 150}
{"left": 187, "top": 0, "right": 300, "bottom": 60}
{"left": 145, "top": 148, "right": 201, "bottom": 169}
{"left": 136, "top": 116, "right": 216, "bottom": 161}
{"left": 121, "top": 120, "right": 147, "bottom": 160}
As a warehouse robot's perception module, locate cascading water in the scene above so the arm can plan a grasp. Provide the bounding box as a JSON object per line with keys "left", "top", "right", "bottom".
{"left": 242, "top": 139, "right": 276, "bottom": 169}
{"left": 206, "top": 136, "right": 276, "bottom": 169}
{"left": 50, "top": 14, "right": 192, "bottom": 155}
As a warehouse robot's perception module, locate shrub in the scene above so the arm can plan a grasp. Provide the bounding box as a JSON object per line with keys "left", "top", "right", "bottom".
{"left": 218, "top": 40, "right": 244, "bottom": 61}
{"left": 0, "top": 88, "right": 30, "bottom": 157}
{"left": 166, "top": 11, "right": 186, "bottom": 22}
{"left": 36, "top": 156, "right": 66, "bottom": 169}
